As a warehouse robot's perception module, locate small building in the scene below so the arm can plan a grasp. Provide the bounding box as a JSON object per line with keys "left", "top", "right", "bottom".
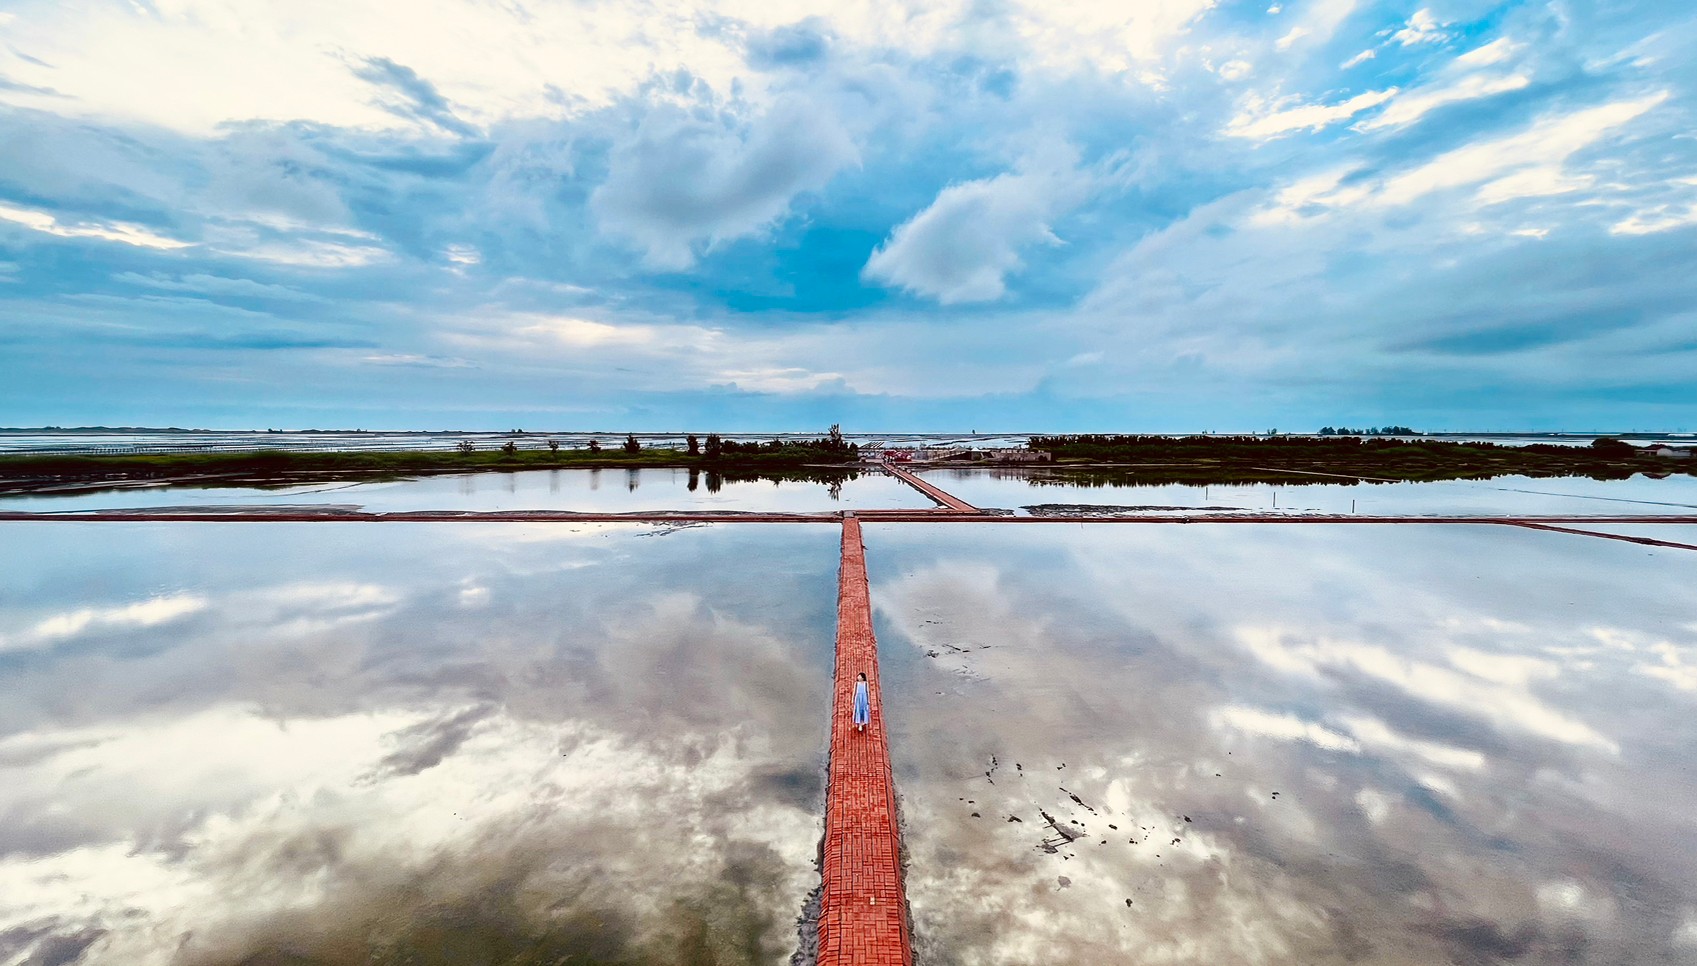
{"left": 1649, "top": 445, "right": 1692, "bottom": 459}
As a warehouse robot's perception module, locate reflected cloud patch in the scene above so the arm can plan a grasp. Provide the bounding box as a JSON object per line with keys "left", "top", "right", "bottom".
{"left": 0, "top": 593, "right": 208, "bottom": 653}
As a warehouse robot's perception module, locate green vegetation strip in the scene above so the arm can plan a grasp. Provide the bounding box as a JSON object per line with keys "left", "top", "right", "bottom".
{"left": 0, "top": 443, "right": 862, "bottom": 494}
{"left": 1024, "top": 435, "right": 1695, "bottom": 484}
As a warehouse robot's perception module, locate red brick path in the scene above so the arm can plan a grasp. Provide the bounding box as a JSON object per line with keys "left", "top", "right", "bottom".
{"left": 818, "top": 516, "right": 914, "bottom": 966}
{"left": 882, "top": 464, "right": 980, "bottom": 513}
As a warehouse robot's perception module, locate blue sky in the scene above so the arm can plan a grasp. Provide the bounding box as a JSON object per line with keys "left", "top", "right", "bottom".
{"left": 1, "top": 0, "right": 1694, "bottom": 432}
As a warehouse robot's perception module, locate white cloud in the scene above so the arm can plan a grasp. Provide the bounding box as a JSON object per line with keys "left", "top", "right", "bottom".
{"left": 1457, "top": 38, "right": 1521, "bottom": 67}
{"left": 1211, "top": 705, "right": 1361, "bottom": 752}
{"left": 1341, "top": 49, "right": 1376, "bottom": 69}
{"left": 1477, "top": 167, "right": 1594, "bottom": 204}
{"left": 1273, "top": 0, "right": 1358, "bottom": 50}
{"left": 1379, "top": 94, "right": 1666, "bottom": 207}
{"left": 863, "top": 152, "right": 1089, "bottom": 303}
{"left": 0, "top": 203, "right": 191, "bottom": 249}
{"left": 1339, "top": 715, "right": 1486, "bottom": 771}
{"left": 1233, "top": 626, "right": 1619, "bottom": 753}
{"left": 1253, "top": 94, "right": 1668, "bottom": 226}
{"left": 1393, "top": 8, "right": 1447, "bottom": 47}
{"left": 1635, "top": 641, "right": 1697, "bottom": 690}
{"left": 219, "top": 237, "right": 390, "bottom": 268}
{"left": 444, "top": 244, "right": 480, "bottom": 266}
{"left": 0, "top": 0, "right": 747, "bottom": 134}
{"left": 1228, "top": 88, "right": 1397, "bottom": 139}
{"left": 500, "top": 314, "right": 722, "bottom": 352}
{"left": 1218, "top": 59, "right": 1253, "bottom": 81}
{"left": 1010, "top": 0, "right": 1221, "bottom": 73}
{"left": 1356, "top": 72, "right": 1531, "bottom": 132}
{"left": 0, "top": 594, "right": 208, "bottom": 653}
{"left": 1612, "top": 204, "right": 1697, "bottom": 236}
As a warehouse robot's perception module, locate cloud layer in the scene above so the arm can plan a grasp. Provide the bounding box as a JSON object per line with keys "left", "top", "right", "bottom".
{"left": 2, "top": 0, "right": 1695, "bottom": 430}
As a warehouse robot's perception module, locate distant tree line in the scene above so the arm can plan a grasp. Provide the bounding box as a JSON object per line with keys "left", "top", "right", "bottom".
{"left": 696, "top": 424, "right": 857, "bottom": 462}
{"left": 1013, "top": 433, "right": 1676, "bottom": 484}
{"left": 1317, "top": 426, "right": 1420, "bottom": 436}
{"left": 446, "top": 425, "right": 857, "bottom": 463}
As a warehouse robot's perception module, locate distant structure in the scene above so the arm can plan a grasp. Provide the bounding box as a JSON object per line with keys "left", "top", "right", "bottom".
{"left": 1649, "top": 445, "right": 1692, "bottom": 459}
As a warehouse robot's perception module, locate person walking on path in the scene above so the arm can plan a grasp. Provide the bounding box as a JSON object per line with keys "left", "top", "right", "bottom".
{"left": 853, "top": 672, "right": 871, "bottom": 733}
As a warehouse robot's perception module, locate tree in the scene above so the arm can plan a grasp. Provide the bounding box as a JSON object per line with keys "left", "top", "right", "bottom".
{"left": 1590, "top": 437, "right": 1635, "bottom": 459}
{"left": 501, "top": 440, "right": 518, "bottom": 456}
{"left": 687, "top": 434, "right": 700, "bottom": 456}
{"left": 457, "top": 439, "right": 476, "bottom": 454}
{"left": 704, "top": 434, "right": 723, "bottom": 460}
{"left": 587, "top": 439, "right": 601, "bottom": 453}
{"left": 828, "top": 423, "right": 844, "bottom": 451}
{"left": 547, "top": 439, "right": 560, "bottom": 453}
{"left": 624, "top": 434, "right": 641, "bottom": 454}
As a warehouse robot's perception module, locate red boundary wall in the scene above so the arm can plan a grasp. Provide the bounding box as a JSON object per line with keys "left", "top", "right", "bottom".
{"left": 817, "top": 516, "right": 914, "bottom": 966}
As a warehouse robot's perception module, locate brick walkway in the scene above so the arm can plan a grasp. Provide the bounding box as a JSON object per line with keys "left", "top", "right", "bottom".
{"left": 818, "top": 516, "right": 914, "bottom": 966}
{"left": 882, "top": 464, "right": 981, "bottom": 513}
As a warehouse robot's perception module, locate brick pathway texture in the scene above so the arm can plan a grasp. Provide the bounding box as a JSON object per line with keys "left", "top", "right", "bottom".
{"left": 882, "top": 464, "right": 981, "bottom": 513}
{"left": 818, "top": 516, "right": 914, "bottom": 966}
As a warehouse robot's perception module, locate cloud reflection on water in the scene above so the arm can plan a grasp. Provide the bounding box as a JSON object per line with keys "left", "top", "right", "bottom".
{"left": 868, "top": 523, "right": 1697, "bottom": 965}
{"left": 0, "top": 522, "right": 836, "bottom": 966}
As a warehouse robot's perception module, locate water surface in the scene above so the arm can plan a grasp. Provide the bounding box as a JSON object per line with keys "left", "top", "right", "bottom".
{"left": 0, "top": 467, "right": 933, "bottom": 514}
{"left": 0, "top": 521, "right": 838, "bottom": 966}
{"left": 919, "top": 467, "right": 1697, "bottom": 516}
{"left": 866, "top": 522, "right": 1697, "bottom": 964}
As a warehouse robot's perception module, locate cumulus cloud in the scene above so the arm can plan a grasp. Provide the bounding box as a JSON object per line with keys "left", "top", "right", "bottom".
{"left": 591, "top": 97, "right": 857, "bottom": 270}
{"left": 1392, "top": 8, "right": 1447, "bottom": 46}
{"left": 862, "top": 151, "right": 1091, "bottom": 304}
{"left": 1, "top": 0, "right": 1694, "bottom": 428}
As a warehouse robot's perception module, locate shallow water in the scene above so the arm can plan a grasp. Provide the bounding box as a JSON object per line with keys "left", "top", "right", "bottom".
{"left": 0, "top": 522, "right": 838, "bottom": 966}
{"left": 0, "top": 466, "right": 933, "bottom": 514}
{"left": 918, "top": 467, "right": 1697, "bottom": 516}
{"left": 866, "top": 523, "right": 1697, "bottom": 965}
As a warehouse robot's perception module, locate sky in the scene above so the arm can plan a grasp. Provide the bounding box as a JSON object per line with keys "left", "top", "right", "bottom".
{"left": 1, "top": 0, "right": 1694, "bottom": 432}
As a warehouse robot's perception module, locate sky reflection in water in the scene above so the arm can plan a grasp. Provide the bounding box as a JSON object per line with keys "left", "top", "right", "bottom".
{"left": 0, "top": 522, "right": 838, "bottom": 966}
{"left": 867, "top": 523, "right": 1697, "bottom": 965}
{"left": 0, "top": 467, "right": 933, "bottom": 514}
{"left": 919, "top": 468, "right": 1697, "bottom": 517}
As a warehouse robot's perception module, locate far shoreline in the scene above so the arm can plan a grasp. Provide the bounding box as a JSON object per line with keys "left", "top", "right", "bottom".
{"left": 2, "top": 434, "right": 1692, "bottom": 497}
